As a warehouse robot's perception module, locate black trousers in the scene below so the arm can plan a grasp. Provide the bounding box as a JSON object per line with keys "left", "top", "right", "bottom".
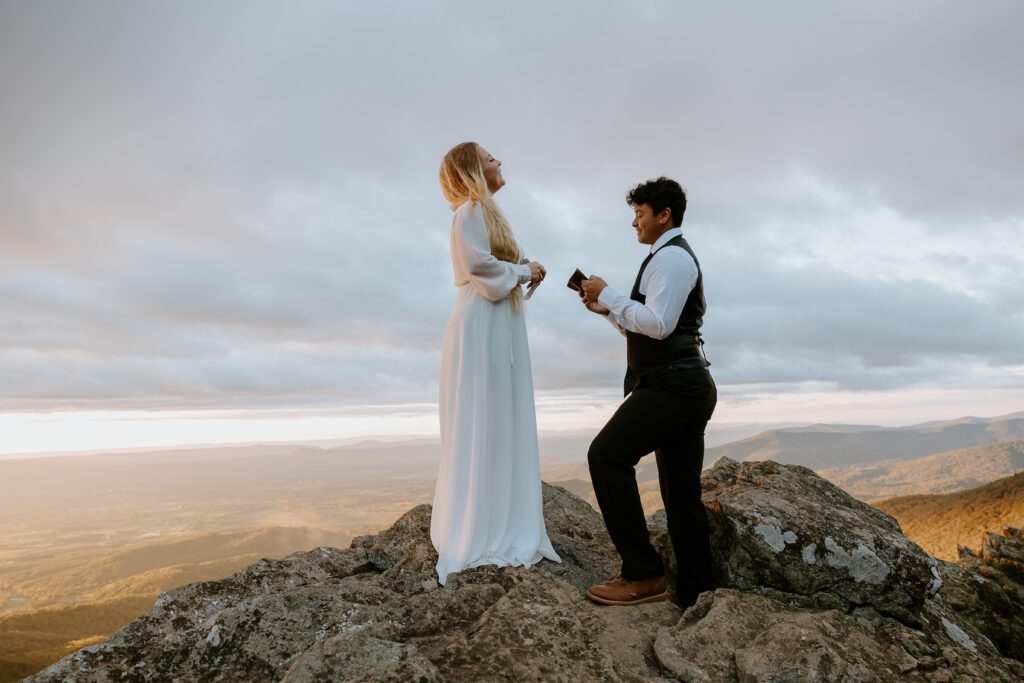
{"left": 588, "top": 365, "right": 717, "bottom": 605}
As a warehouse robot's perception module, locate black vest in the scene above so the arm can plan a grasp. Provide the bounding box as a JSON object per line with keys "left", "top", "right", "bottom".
{"left": 624, "top": 234, "right": 707, "bottom": 395}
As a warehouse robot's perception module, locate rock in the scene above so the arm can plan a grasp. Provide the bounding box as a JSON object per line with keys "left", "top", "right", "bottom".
{"left": 981, "top": 526, "right": 1024, "bottom": 584}
{"left": 434, "top": 573, "right": 619, "bottom": 681}
{"left": 695, "top": 458, "right": 942, "bottom": 625}
{"left": 533, "top": 481, "right": 621, "bottom": 593}
{"left": 26, "top": 467, "right": 1024, "bottom": 682}
{"left": 357, "top": 503, "right": 437, "bottom": 579}
{"left": 281, "top": 633, "right": 441, "bottom": 682}
{"left": 941, "top": 524, "right": 1024, "bottom": 661}
{"left": 654, "top": 589, "right": 1023, "bottom": 682}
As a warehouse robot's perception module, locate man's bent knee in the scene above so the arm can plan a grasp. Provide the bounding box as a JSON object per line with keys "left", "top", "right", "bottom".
{"left": 587, "top": 438, "right": 606, "bottom": 471}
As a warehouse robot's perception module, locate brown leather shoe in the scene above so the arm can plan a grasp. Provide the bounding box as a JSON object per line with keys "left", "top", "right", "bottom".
{"left": 589, "top": 575, "right": 626, "bottom": 592}
{"left": 586, "top": 574, "right": 667, "bottom": 606}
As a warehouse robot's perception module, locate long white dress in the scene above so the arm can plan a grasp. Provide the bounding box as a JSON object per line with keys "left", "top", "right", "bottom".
{"left": 430, "top": 200, "right": 561, "bottom": 585}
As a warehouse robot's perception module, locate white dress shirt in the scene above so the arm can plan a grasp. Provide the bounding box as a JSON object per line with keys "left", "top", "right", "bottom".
{"left": 596, "top": 227, "right": 699, "bottom": 339}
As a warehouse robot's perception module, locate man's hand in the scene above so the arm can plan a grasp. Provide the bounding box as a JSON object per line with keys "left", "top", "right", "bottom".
{"left": 580, "top": 275, "right": 608, "bottom": 303}
{"left": 578, "top": 275, "right": 610, "bottom": 315}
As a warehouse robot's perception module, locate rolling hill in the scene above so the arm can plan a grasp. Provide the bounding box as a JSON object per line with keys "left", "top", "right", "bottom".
{"left": 817, "top": 440, "right": 1024, "bottom": 500}
{"left": 0, "top": 594, "right": 154, "bottom": 683}
{"left": 704, "top": 413, "right": 1024, "bottom": 470}
{"left": 873, "top": 470, "right": 1024, "bottom": 561}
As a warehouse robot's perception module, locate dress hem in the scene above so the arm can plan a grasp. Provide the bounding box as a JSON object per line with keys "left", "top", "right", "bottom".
{"left": 436, "top": 547, "right": 562, "bottom": 586}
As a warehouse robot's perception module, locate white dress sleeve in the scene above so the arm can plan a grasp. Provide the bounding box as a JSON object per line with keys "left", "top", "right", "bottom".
{"left": 452, "top": 202, "right": 532, "bottom": 302}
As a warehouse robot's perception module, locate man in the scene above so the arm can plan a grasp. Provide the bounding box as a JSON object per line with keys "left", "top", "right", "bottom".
{"left": 579, "top": 176, "right": 717, "bottom": 608}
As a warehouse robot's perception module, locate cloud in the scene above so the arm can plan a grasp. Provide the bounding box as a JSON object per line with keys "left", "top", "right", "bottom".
{"left": 1, "top": 1, "right": 1022, "bottom": 413}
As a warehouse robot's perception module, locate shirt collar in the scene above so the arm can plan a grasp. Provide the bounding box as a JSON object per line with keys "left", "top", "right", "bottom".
{"left": 650, "top": 227, "right": 683, "bottom": 253}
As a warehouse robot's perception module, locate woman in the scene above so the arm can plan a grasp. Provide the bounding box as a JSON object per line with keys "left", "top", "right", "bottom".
{"left": 430, "top": 142, "right": 561, "bottom": 585}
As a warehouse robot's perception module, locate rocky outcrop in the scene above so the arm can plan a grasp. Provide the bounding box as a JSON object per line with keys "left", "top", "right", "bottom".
{"left": 942, "top": 525, "right": 1024, "bottom": 661}
{"left": 975, "top": 525, "right": 1024, "bottom": 585}
{"left": 653, "top": 589, "right": 1016, "bottom": 682}
{"left": 28, "top": 459, "right": 1024, "bottom": 682}
{"left": 703, "top": 459, "right": 943, "bottom": 624}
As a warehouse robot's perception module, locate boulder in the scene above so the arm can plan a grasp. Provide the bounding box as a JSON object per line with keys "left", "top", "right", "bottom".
{"left": 941, "top": 524, "right": 1024, "bottom": 661}
{"left": 696, "top": 458, "right": 941, "bottom": 624}
{"left": 654, "top": 589, "right": 1020, "bottom": 682}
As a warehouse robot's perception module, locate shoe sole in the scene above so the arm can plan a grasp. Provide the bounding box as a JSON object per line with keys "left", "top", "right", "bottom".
{"left": 585, "top": 589, "right": 668, "bottom": 606}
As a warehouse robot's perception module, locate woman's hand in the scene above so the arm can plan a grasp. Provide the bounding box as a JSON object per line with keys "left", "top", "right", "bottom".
{"left": 527, "top": 261, "right": 547, "bottom": 286}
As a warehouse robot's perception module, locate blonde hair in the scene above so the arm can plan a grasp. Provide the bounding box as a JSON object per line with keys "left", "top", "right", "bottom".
{"left": 440, "top": 141, "right": 523, "bottom": 309}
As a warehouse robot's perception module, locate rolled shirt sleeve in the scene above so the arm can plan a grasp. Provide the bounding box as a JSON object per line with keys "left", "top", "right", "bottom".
{"left": 600, "top": 309, "right": 628, "bottom": 337}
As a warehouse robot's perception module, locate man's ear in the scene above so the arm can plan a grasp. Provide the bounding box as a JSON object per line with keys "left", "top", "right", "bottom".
{"left": 659, "top": 207, "right": 672, "bottom": 225}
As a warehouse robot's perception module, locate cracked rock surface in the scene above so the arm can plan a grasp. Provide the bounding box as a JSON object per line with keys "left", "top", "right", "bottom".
{"left": 28, "top": 459, "right": 1024, "bottom": 682}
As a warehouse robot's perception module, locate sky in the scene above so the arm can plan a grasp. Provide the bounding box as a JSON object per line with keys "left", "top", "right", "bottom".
{"left": 1, "top": 1, "right": 1023, "bottom": 454}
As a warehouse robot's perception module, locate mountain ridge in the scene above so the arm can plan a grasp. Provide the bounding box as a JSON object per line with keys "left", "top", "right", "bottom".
{"left": 818, "top": 439, "right": 1024, "bottom": 501}
{"left": 705, "top": 416, "right": 1024, "bottom": 469}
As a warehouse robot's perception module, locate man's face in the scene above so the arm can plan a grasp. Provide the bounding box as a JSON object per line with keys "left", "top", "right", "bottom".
{"left": 631, "top": 203, "right": 671, "bottom": 245}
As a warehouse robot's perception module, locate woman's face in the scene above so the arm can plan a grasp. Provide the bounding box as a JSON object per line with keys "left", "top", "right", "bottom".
{"left": 478, "top": 147, "right": 505, "bottom": 194}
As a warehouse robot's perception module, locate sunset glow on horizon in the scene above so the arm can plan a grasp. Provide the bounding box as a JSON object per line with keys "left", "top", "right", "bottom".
{"left": 3, "top": 384, "right": 1022, "bottom": 457}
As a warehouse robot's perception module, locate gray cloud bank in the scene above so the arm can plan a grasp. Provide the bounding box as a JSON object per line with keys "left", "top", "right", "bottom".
{"left": 1, "top": 1, "right": 1022, "bottom": 412}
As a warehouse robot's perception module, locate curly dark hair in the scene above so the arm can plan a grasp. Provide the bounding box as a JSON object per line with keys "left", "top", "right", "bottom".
{"left": 626, "top": 176, "right": 686, "bottom": 227}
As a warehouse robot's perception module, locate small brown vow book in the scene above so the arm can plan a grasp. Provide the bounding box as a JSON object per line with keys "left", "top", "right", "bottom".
{"left": 567, "top": 268, "right": 586, "bottom": 293}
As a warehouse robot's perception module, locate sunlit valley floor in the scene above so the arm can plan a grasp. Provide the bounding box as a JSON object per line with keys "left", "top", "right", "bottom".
{"left": 1, "top": 414, "right": 1023, "bottom": 681}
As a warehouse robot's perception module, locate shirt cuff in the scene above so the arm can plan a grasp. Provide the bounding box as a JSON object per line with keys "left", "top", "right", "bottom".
{"left": 597, "top": 285, "right": 626, "bottom": 313}
{"left": 517, "top": 263, "right": 532, "bottom": 285}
